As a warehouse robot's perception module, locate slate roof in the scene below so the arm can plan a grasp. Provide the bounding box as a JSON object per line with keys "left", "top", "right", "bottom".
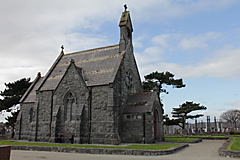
{"left": 123, "top": 92, "right": 155, "bottom": 113}
{"left": 20, "top": 75, "right": 44, "bottom": 103}
{"left": 39, "top": 44, "right": 123, "bottom": 91}
{"left": 24, "top": 77, "right": 44, "bottom": 102}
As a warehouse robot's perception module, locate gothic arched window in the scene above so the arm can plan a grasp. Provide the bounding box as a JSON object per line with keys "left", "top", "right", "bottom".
{"left": 64, "top": 92, "right": 76, "bottom": 121}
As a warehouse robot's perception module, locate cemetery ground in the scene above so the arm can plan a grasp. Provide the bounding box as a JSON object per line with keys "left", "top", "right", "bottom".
{"left": 1, "top": 135, "right": 240, "bottom": 159}
{"left": 0, "top": 139, "right": 181, "bottom": 150}
{"left": 0, "top": 136, "right": 201, "bottom": 150}
{"left": 9, "top": 140, "right": 234, "bottom": 160}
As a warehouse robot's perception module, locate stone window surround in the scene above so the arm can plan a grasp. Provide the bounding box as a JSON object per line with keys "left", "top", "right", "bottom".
{"left": 63, "top": 91, "right": 77, "bottom": 121}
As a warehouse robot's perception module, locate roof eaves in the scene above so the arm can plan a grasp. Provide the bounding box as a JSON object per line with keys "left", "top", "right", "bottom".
{"left": 37, "top": 51, "right": 64, "bottom": 91}
{"left": 19, "top": 73, "right": 42, "bottom": 103}
{"left": 110, "top": 50, "right": 125, "bottom": 84}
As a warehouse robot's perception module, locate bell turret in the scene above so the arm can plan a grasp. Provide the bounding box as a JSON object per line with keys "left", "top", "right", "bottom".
{"left": 119, "top": 4, "right": 133, "bottom": 53}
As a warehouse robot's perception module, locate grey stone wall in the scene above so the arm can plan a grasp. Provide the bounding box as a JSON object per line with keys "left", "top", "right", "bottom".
{"left": 90, "top": 85, "right": 120, "bottom": 144}
{"left": 14, "top": 103, "right": 35, "bottom": 141}
{"left": 145, "top": 113, "right": 155, "bottom": 143}
{"left": 12, "top": 143, "right": 189, "bottom": 156}
{"left": 114, "top": 32, "right": 143, "bottom": 107}
{"left": 50, "top": 63, "right": 89, "bottom": 144}
{"left": 112, "top": 41, "right": 143, "bottom": 142}
{"left": 121, "top": 114, "right": 144, "bottom": 143}
{"left": 121, "top": 97, "right": 164, "bottom": 143}
{"left": 219, "top": 138, "right": 240, "bottom": 158}
{"left": 36, "top": 90, "right": 53, "bottom": 142}
{"left": 118, "top": 43, "right": 143, "bottom": 105}
{"left": 14, "top": 111, "right": 21, "bottom": 140}
{"left": 121, "top": 112, "right": 155, "bottom": 144}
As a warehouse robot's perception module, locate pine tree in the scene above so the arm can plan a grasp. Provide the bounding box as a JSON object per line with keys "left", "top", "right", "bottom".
{"left": 142, "top": 71, "right": 186, "bottom": 113}
{"left": 0, "top": 78, "right": 31, "bottom": 111}
{"left": 143, "top": 71, "right": 186, "bottom": 97}
{"left": 0, "top": 78, "right": 31, "bottom": 137}
{"left": 171, "top": 101, "right": 207, "bottom": 130}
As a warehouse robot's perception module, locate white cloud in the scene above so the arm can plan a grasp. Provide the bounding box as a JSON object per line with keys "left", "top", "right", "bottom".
{"left": 179, "top": 39, "right": 207, "bottom": 50}
{"left": 135, "top": 47, "right": 164, "bottom": 66}
{"left": 0, "top": 0, "right": 239, "bottom": 94}
{"left": 197, "top": 47, "right": 240, "bottom": 79}
{"left": 65, "top": 33, "right": 110, "bottom": 51}
{"left": 151, "top": 34, "right": 173, "bottom": 48}
{"left": 138, "top": 47, "right": 240, "bottom": 80}
{"left": 0, "top": 1, "right": 120, "bottom": 91}
{"left": 178, "top": 32, "right": 222, "bottom": 50}
{"left": 127, "top": 0, "right": 239, "bottom": 23}
{"left": 137, "top": 31, "right": 228, "bottom": 80}
{"left": 151, "top": 32, "right": 222, "bottom": 50}
{"left": 133, "top": 36, "right": 145, "bottom": 48}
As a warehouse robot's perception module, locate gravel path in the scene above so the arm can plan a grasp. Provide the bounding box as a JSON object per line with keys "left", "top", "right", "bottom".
{"left": 11, "top": 140, "right": 231, "bottom": 160}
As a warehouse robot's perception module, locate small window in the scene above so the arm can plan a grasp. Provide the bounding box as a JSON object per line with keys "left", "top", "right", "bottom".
{"left": 126, "top": 115, "right": 131, "bottom": 119}
{"left": 125, "top": 114, "right": 142, "bottom": 120}
{"left": 29, "top": 108, "right": 33, "bottom": 123}
{"left": 137, "top": 115, "right": 142, "bottom": 119}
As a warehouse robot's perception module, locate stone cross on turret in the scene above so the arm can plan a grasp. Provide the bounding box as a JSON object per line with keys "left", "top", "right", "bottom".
{"left": 61, "top": 45, "right": 64, "bottom": 51}
{"left": 124, "top": 4, "right": 127, "bottom": 12}
{"left": 119, "top": 4, "right": 133, "bottom": 53}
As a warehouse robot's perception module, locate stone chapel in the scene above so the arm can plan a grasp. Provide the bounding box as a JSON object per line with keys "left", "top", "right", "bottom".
{"left": 14, "top": 6, "right": 164, "bottom": 145}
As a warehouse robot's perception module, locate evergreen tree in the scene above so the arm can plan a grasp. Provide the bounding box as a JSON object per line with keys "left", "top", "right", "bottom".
{"left": 143, "top": 71, "right": 186, "bottom": 113}
{"left": 171, "top": 101, "right": 207, "bottom": 130}
{"left": 0, "top": 78, "right": 31, "bottom": 137}
{"left": 143, "top": 71, "right": 186, "bottom": 97}
{"left": 0, "top": 78, "right": 31, "bottom": 111}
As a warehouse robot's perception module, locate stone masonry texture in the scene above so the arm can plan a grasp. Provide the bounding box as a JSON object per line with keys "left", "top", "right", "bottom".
{"left": 14, "top": 7, "right": 164, "bottom": 145}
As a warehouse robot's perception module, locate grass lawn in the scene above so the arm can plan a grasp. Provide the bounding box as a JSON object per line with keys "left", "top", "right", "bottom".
{"left": 165, "top": 135, "right": 228, "bottom": 138}
{"left": 227, "top": 137, "right": 240, "bottom": 151}
{"left": 165, "top": 138, "right": 197, "bottom": 142}
{"left": 192, "top": 135, "right": 227, "bottom": 138}
{"left": 0, "top": 140, "right": 180, "bottom": 151}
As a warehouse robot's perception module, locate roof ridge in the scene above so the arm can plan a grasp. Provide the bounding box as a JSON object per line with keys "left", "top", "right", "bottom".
{"left": 65, "top": 44, "right": 119, "bottom": 56}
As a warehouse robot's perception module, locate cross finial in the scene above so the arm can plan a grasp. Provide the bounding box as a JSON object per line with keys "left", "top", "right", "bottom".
{"left": 37, "top": 72, "right": 41, "bottom": 77}
{"left": 124, "top": 4, "right": 127, "bottom": 12}
{"left": 61, "top": 45, "right": 64, "bottom": 52}
{"left": 70, "top": 59, "right": 75, "bottom": 64}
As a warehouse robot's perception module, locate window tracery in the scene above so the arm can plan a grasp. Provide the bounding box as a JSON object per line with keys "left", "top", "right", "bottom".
{"left": 64, "top": 92, "right": 76, "bottom": 121}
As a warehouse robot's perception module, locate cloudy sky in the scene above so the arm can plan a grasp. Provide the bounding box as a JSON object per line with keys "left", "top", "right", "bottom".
{"left": 1, "top": 0, "right": 240, "bottom": 122}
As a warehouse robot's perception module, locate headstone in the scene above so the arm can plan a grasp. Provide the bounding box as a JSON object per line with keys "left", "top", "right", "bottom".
{"left": 207, "top": 116, "right": 211, "bottom": 133}
{"left": 195, "top": 118, "right": 198, "bottom": 134}
{"left": 214, "top": 116, "right": 218, "bottom": 132}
